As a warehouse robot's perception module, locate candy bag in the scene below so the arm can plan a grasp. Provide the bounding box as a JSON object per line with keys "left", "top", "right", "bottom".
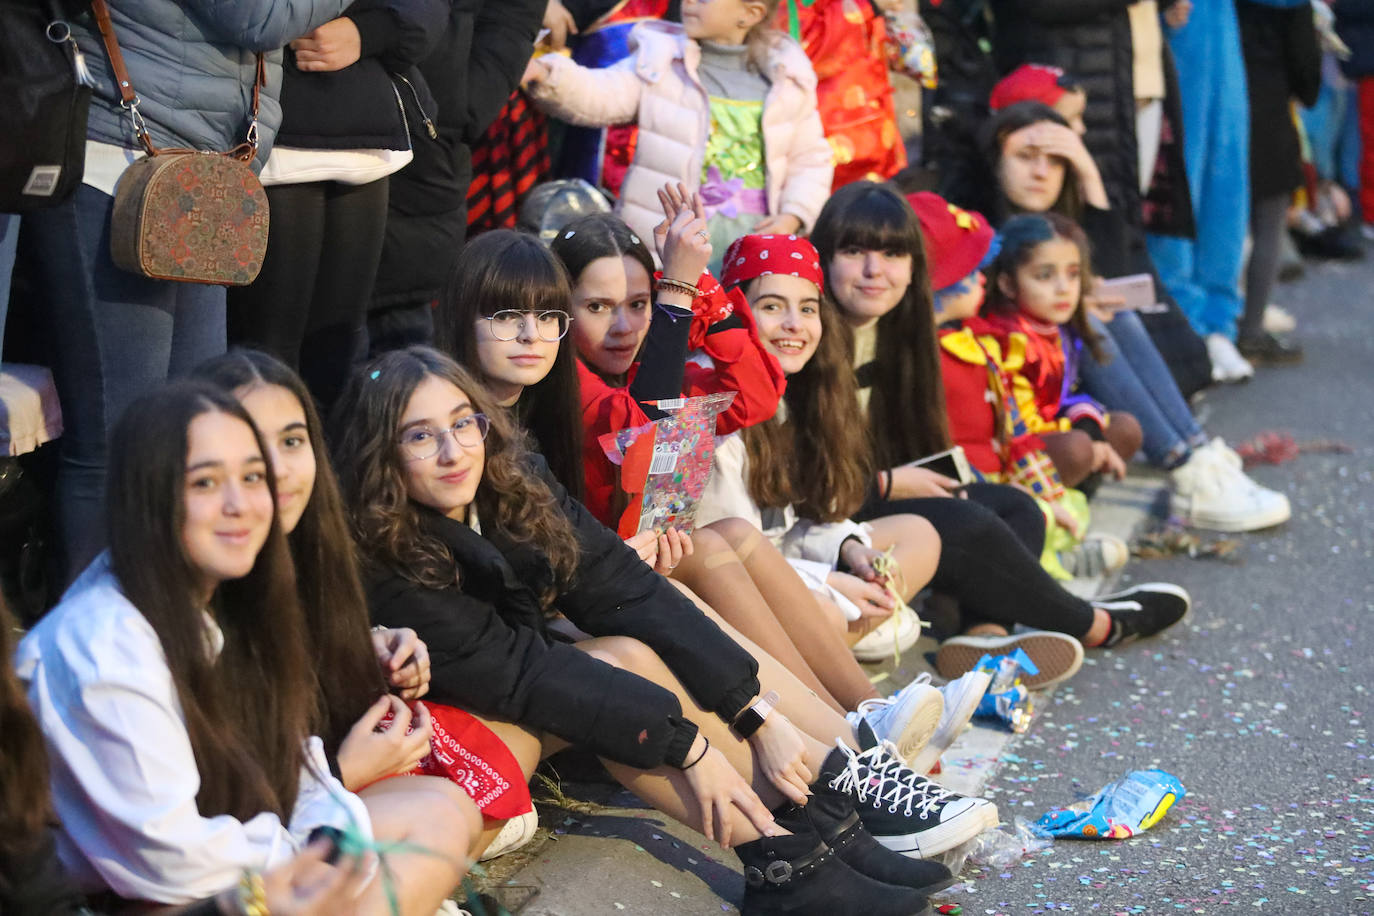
{"left": 971, "top": 649, "right": 1037, "bottom": 732}
{"left": 1033, "top": 769, "right": 1186, "bottom": 840}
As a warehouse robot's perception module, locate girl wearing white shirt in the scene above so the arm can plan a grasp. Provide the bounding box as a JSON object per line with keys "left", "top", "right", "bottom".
{"left": 16, "top": 382, "right": 470, "bottom": 913}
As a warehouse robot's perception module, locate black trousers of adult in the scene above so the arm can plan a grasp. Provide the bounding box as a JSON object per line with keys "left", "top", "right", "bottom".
{"left": 854, "top": 482, "right": 1096, "bottom": 637}
{"left": 227, "top": 177, "right": 390, "bottom": 412}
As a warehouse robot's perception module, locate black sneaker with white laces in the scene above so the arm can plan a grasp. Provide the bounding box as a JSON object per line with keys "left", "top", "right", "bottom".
{"left": 817, "top": 721, "right": 999, "bottom": 859}
{"left": 1093, "top": 582, "right": 1191, "bottom": 647}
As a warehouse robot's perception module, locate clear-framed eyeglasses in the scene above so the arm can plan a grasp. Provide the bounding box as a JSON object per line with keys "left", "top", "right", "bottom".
{"left": 398, "top": 413, "right": 491, "bottom": 460}
{"left": 480, "top": 309, "right": 573, "bottom": 341}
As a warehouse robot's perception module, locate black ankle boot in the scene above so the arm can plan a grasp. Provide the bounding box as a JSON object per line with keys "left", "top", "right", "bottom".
{"left": 735, "top": 823, "right": 930, "bottom": 916}
{"left": 781, "top": 781, "right": 956, "bottom": 894}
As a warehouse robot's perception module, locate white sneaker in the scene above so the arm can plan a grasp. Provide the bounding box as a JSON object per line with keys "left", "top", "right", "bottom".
{"left": 1057, "top": 532, "right": 1130, "bottom": 579}
{"left": 1205, "top": 333, "right": 1255, "bottom": 383}
{"left": 1262, "top": 304, "right": 1296, "bottom": 335}
{"left": 479, "top": 809, "right": 538, "bottom": 862}
{"left": 851, "top": 603, "right": 922, "bottom": 662}
{"left": 1170, "top": 446, "right": 1291, "bottom": 532}
{"left": 1202, "top": 437, "right": 1243, "bottom": 472}
{"left": 847, "top": 675, "right": 944, "bottom": 766}
{"left": 911, "top": 670, "right": 994, "bottom": 774}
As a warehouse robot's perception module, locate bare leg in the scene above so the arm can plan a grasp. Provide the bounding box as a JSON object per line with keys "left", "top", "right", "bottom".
{"left": 672, "top": 526, "right": 844, "bottom": 712}
{"left": 705, "top": 517, "right": 881, "bottom": 711}
{"left": 863, "top": 514, "right": 941, "bottom": 602}
{"left": 354, "top": 775, "right": 479, "bottom": 916}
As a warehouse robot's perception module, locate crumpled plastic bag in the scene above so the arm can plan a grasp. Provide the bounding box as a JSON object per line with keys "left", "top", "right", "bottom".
{"left": 971, "top": 648, "right": 1037, "bottom": 732}
{"left": 1033, "top": 769, "right": 1186, "bottom": 839}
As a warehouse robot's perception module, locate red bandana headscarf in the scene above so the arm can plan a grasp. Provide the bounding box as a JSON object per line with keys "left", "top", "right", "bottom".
{"left": 719, "top": 234, "right": 824, "bottom": 291}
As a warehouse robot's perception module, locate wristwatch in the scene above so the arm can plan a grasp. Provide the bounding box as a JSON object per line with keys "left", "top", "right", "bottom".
{"left": 732, "top": 690, "right": 780, "bottom": 739}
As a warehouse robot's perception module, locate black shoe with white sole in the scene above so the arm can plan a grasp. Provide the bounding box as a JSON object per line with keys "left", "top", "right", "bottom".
{"left": 818, "top": 721, "right": 999, "bottom": 859}
{"left": 1093, "top": 582, "right": 1191, "bottom": 647}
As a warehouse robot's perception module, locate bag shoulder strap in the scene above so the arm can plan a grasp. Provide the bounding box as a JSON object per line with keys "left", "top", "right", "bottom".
{"left": 89, "top": 0, "right": 263, "bottom": 160}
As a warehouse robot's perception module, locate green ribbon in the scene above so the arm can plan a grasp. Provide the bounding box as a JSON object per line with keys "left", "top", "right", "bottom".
{"left": 785, "top": 0, "right": 818, "bottom": 43}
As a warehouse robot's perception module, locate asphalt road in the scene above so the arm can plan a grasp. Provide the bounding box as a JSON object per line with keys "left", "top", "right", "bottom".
{"left": 954, "top": 252, "right": 1374, "bottom": 914}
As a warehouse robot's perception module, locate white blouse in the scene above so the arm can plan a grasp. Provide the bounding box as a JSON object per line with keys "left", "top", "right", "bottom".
{"left": 14, "top": 554, "right": 373, "bottom": 903}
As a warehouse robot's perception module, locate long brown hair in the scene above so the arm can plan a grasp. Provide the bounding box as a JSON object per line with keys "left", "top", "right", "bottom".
{"left": 330, "top": 348, "right": 580, "bottom": 608}
{"left": 438, "top": 229, "right": 585, "bottom": 502}
{"left": 811, "top": 181, "right": 952, "bottom": 469}
{"left": 736, "top": 279, "right": 874, "bottom": 522}
{"left": 981, "top": 212, "right": 1105, "bottom": 362}
{"left": 980, "top": 101, "right": 1084, "bottom": 225}
{"left": 192, "top": 350, "right": 387, "bottom": 756}
{"left": 0, "top": 597, "right": 49, "bottom": 855}
{"left": 107, "top": 382, "right": 315, "bottom": 821}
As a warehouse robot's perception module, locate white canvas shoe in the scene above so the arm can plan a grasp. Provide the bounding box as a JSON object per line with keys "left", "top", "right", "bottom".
{"left": 1205, "top": 333, "right": 1254, "bottom": 383}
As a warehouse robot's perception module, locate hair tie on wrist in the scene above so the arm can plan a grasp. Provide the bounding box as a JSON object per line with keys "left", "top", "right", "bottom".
{"left": 655, "top": 277, "right": 701, "bottom": 299}
{"left": 682, "top": 736, "right": 710, "bottom": 770}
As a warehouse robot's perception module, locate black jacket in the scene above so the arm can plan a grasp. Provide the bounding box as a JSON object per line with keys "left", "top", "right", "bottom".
{"left": 989, "top": 0, "right": 1141, "bottom": 229}
{"left": 365, "top": 467, "right": 761, "bottom": 771}
{"left": 1336, "top": 0, "right": 1374, "bottom": 79}
{"left": 274, "top": 0, "right": 448, "bottom": 151}
{"left": 919, "top": 0, "right": 998, "bottom": 194}
{"left": 1238, "top": 0, "right": 1321, "bottom": 201}
{"left": 372, "top": 0, "right": 544, "bottom": 309}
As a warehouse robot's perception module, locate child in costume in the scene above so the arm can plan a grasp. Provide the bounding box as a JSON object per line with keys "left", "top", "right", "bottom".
{"left": 909, "top": 192, "right": 1121, "bottom": 580}
{"left": 523, "top": 0, "right": 834, "bottom": 267}
{"left": 978, "top": 212, "right": 1143, "bottom": 496}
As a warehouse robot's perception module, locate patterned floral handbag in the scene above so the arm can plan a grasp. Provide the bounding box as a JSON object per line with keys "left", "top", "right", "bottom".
{"left": 91, "top": 0, "right": 268, "bottom": 285}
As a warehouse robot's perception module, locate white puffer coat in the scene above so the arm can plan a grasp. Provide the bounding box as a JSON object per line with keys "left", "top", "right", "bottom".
{"left": 526, "top": 21, "right": 834, "bottom": 248}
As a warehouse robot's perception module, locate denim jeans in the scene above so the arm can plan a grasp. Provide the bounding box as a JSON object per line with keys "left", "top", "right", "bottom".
{"left": 19, "top": 184, "right": 226, "bottom": 579}
{"left": 1078, "top": 310, "right": 1204, "bottom": 467}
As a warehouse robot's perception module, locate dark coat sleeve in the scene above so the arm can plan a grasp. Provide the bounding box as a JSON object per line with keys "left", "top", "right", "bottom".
{"left": 539, "top": 464, "right": 763, "bottom": 725}
{"left": 463, "top": 0, "right": 545, "bottom": 142}
{"left": 1013, "top": 0, "right": 1134, "bottom": 25}
{"left": 0, "top": 829, "right": 90, "bottom": 916}
{"left": 1284, "top": 2, "right": 1322, "bottom": 108}
{"left": 367, "top": 572, "right": 699, "bottom": 769}
{"left": 348, "top": 0, "right": 450, "bottom": 71}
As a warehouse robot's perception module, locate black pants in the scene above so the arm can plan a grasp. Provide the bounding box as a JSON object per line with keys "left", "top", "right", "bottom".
{"left": 855, "top": 483, "right": 1095, "bottom": 637}
{"left": 227, "top": 177, "right": 390, "bottom": 411}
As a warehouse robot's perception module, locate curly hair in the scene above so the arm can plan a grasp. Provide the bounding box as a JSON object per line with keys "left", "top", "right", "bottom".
{"left": 330, "top": 347, "right": 580, "bottom": 607}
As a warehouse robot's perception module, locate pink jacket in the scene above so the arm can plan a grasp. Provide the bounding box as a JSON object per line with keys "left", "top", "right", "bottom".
{"left": 527, "top": 22, "right": 834, "bottom": 249}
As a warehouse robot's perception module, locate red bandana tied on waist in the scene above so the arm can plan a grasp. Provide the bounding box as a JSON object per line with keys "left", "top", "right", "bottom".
{"left": 720, "top": 234, "right": 824, "bottom": 291}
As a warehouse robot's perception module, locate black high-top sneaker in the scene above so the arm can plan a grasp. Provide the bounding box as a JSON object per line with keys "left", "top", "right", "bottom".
{"left": 735, "top": 820, "right": 931, "bottom": 915}
{"left": 774, "top": 785, "right": 956, "bottom": 895}
{"left": 817, "top": 720, "right": 999, "bottom": 859}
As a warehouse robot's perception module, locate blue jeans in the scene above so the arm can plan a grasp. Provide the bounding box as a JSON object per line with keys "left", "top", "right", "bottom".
{"left": 1301, "top": 78, "right": 1362, "bottom": 188}
{"left": 1078, "top": 310, "right": 1204, "bottom": 467}
{"left": 20, "top": 184, "right": 226, "bottom": 579}
{"left": 1147, "top": 2, "right": 1250, "bottom": 339}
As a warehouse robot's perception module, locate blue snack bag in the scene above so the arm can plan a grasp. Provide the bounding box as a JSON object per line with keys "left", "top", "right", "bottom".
{"left": 972, "top": 649, "right": 1038, "bottom": 732}
{"left": 1034, "top": 769, "right": 1186, "bottom": 839}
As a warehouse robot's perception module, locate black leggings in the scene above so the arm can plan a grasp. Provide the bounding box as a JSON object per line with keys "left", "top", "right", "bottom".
{"left": 227, "top": 177, "right": 390, "bottom": 411}
{"left": 855, "top": 483, "right": 1095, "bottom": 638}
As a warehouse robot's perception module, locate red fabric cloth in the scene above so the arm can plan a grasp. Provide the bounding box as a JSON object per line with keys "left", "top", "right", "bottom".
{"left": 907, "top": 192, "right": 995, "bottom": 291}
{"left": 578, "top": 274, "right": 785, "bottom": 525}
{"left": 381, "top": 702, "right": 533, "bottom": 819}
{"left": 939, "top": 330, "right": 1004, "bottom": 474}
{"left": 980, "top": 310, "right": 1065, "bottom": 427}
{"left": 720, "top": 233, "right": 824, "bottom": 289}
{"left": 989, "top": 63, "right": 1075, "bottom": 112}
{"left": 467, "top": 90, "right": 550, "bottom": 233}
{"left": 778, "top": 0, "right": 906, "bottom": 189}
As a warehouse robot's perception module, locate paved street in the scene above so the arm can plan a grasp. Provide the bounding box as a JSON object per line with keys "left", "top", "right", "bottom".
{"left": 960, "top": 254, "right": 1374, "bottom": 914}
{"left": 485, "top": 253, "right": 1373, "bottom": 915}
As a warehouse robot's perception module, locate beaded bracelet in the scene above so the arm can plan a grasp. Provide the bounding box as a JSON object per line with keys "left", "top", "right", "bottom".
{"left": 238, "top": 870, "right": 269, "bottom": 916}
{"left": 654, "top": 277, "right": 700, "bottom": 299}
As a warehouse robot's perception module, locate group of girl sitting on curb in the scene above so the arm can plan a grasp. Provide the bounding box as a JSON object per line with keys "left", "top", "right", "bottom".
{"left": 2, "top": 178, "right": 1199, "bottom": 916}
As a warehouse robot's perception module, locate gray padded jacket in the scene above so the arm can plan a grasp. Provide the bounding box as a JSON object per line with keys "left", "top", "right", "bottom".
{"left": 71, "top": 0, "right": 349, "bottom": 171}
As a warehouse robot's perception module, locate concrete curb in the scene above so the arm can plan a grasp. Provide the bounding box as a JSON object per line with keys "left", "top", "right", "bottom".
{"left": 477, "top": 478, "right": 1167, "bottom": 914}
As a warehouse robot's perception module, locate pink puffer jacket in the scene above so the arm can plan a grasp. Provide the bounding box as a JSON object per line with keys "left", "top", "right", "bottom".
{"left": 527, "top": 22, "right": 834, "bottom": 249}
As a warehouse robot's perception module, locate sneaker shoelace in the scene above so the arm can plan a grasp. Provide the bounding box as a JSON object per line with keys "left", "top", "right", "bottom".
{"left": 828, "top": 739, "right": 958, "bottom": 818}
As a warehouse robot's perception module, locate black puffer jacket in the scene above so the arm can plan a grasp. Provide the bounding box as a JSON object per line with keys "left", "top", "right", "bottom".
{"left": 988, "top": 0, "right": 1141, "bottom": 228}
{"left": 919, "top": 0, "right": 998, "bottom": 198}
{"left": 273, "top": 0, "right": 448, "bottom": 151}
{"left": 372, "top": 0, "right": 544, "bottom": 309}
{"left": 1238, "top": 0, "right": 1321, "bottom": 201}
{"left": 365, "top": 463, "right": 761, "bottom": 771}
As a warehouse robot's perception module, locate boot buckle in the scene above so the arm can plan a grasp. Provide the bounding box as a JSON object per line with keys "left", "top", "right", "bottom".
{"left": 743, "top": 860, "right": 794, "bottom": 888}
